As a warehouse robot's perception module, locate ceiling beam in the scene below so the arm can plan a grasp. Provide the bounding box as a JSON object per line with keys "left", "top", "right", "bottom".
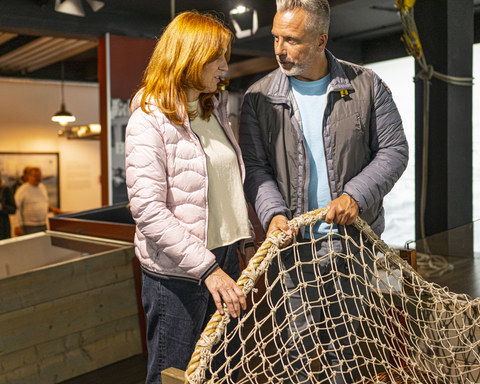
{"left": 0, "top": 32, "right": 18, "bottom": 45}
{"left": 0, "top": 36, "right": 97, "bottom": 73}
{"left": 228, "top": 57, "right": 278, "bottom": 79}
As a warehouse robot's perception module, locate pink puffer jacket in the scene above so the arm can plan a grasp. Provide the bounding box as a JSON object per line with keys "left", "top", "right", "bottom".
{"left": 125, "top": 91, "right": 248, "bottom": 282}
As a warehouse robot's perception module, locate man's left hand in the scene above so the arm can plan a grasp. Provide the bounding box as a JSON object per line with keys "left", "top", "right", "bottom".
{"left": 325, "top": 194, "right": 359, "bottom": 226}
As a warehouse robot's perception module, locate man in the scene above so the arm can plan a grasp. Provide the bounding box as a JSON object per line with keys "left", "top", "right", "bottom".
{"left": 11, "top": 165, "right": 31, "bottom": 194}
{"left": 239, "top": 0, "right": 408, "bottom": 382}
{"left": 14, "top": 167, "right": 62, "bottom": 235}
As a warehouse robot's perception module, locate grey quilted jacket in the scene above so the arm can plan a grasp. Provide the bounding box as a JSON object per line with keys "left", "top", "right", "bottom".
{"left": 239, "top": 50, "right": 409, "bottom": 236}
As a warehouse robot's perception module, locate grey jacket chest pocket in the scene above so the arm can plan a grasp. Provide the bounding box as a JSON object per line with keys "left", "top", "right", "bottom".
{"left": 330, "top": 112, "right": 371, "bottom": 183}
{"left": 331, "top": 112, "right": 368, "bottom": 146}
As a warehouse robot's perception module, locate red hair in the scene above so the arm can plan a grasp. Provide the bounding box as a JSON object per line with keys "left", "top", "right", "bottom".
{"left": 132, "top": 11, "right": 233, "bottom": 125}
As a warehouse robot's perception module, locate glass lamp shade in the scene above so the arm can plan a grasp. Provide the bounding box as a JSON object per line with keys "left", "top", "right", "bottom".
{"left": 52, "top": 103, "right": 76, "bottom": 126}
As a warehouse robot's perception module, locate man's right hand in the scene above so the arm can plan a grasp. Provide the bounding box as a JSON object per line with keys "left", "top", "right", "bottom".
{"left": 266, "top": 215, "right": 298, "bottom": 248}
{"left": 14, "top": 227, "right": 23, "bottom": 237}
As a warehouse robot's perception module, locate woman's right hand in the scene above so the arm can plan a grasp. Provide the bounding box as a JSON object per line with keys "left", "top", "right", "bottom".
{"left": 204, "top": 267, "right": 246, "bottom": 318}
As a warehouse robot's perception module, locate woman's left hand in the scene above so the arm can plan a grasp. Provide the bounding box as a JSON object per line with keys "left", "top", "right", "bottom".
{"left": 204, "top": 267, "right": 246, "bottom": 318}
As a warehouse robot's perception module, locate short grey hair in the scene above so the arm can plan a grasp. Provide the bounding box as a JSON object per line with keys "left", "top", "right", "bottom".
{"left": 276, "top": 0, "right": 330, "bottom": 36}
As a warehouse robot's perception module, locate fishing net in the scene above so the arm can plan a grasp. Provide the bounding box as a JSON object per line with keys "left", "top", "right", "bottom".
{"left": 185, "top": 208, "right": 480, "bottom": 384}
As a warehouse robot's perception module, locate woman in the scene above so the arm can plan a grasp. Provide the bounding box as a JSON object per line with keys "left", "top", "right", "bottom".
{"left": 125, "top": 11, "right": 254, "bottom": 383}
{"left": 0, "top": 171, "right": 16, "bottom": 240}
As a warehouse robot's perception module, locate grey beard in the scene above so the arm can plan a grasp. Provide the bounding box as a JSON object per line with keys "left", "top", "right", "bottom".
{"left": 276, "top": 55, "right": 314, "bottom": 77}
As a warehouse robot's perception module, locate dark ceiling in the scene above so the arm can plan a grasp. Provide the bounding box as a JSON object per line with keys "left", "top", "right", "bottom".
{"left": 1, "top": 0, "right": 480, "bottom": 87}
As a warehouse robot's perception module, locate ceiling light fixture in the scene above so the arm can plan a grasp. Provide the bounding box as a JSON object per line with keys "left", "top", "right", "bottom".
{"left": 54, "top": 0, "right": 104, "bottom": 17}
{"left": 52, "top": 61, "right": 76, "bottom": 127}
{"left": 230, "top": 5, "right": 249, "bottom": 15}
{"left": 229, "top": 5, "right": 258, "bottom": 39}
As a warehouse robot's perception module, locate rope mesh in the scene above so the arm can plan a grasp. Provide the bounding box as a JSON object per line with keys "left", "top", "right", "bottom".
{"left": 185, "top": 209, "right": 480, "bottom": 384}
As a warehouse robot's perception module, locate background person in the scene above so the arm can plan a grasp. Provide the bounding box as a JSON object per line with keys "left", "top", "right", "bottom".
{"left": 125, "top": 11, "right": 255, "bottom": 383}
{"left": 11, "top": 165, "right": 31, "bottom": 194}
{"left": 14, "top": 167, "right": 62, "bottom": 236}
{"left": 239, "top": 0, "right": 409, "bottom": 382}
{"left": 0, "top": 170, "right": 17, "bottom": 239}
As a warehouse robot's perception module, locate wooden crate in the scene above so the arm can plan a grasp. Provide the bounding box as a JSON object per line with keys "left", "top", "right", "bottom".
{"left": 48, "top": 203, "right": 135, "bottom": 242}
{"left": 0, "top": 231, "right": 142, "bottom": 383}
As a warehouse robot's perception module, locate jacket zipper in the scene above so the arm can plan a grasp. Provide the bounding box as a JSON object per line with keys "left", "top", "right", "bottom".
{"left": 323, "top": 92, "right": 334, "bottom": 201}
{"left": 187, "top": 118, "right": 209, "bottom": 246}
{"left": 301, "top": 141, "right": 307, "bottom": 214}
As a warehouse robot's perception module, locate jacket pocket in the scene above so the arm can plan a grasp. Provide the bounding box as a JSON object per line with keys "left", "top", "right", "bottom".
{"left": 330, "top": 112, "right": 370, "bottom": 186}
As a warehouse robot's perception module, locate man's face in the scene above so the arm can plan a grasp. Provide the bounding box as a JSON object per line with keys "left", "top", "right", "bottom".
{"left": 272, "top": 8, "right": 328, "bottom": 81}
{"left": 272, "top": 8, "right": 318, "bottom": 78}
{"left": 27, "top": 169, "right": 42, "bottom": 186}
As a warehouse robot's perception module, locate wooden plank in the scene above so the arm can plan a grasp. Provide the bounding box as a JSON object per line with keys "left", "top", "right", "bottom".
{"left": 227, "top": 57, "right": 278, "bottom": 79}
{"left": 399, "top": 248, "right": 417, "bottom": 270}
{"left": 0, "top": 279, "right": 138, "bottom": 355}
{"left": 49, "top": 216, "right": 135, "bottom": 243}
{"left": 0, "top": 315, "right": 142, "bottom": 383}
{"left": 0, "top": 247, "right": 135, "bottom": 315}
{"left": 161, "top": 367, "right": 186, "bottom": 384}
{"left": 0, "top": 314, "right": 140, "bottom": 376}
{"left": 50, "top": 235, "right": 117, "bottom": 254}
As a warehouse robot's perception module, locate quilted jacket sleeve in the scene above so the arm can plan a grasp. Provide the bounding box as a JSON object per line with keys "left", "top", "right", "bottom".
{"left": 343, "top": 71, "right": 409, "bottom": 213}
{"left": 125, "top": 109, "right": 216, "bottom": 280}
{"left": 240, "top": 92, "right": 291, "bottom": 232}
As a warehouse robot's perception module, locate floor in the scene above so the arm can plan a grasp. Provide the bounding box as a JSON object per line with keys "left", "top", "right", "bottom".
{"left": 417, "top": 254, "right": 480, "bottom": 299}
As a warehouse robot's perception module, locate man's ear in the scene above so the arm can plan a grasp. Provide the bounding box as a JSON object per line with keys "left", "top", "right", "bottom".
{"left": 317, "top": 33, "right": 328, "bottom": 52}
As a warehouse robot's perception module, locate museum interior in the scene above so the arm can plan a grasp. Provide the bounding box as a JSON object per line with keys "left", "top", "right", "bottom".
{"left": 0, "top": 0, "right": 480, "bottom": 383}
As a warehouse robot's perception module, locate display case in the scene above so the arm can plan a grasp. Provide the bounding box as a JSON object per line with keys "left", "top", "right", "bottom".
{"left": 48, "top": 203, "right": 135, "bottom": 242}
{"left": 0, "top": 231, "right": 141, "bottom": 383}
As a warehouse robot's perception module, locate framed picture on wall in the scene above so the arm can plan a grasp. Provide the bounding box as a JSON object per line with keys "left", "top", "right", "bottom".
{"left": 0, "top": 152, "right": 60, "bottom": 208}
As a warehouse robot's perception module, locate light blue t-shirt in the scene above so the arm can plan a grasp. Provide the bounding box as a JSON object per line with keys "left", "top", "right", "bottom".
{"left": 290, "top": 74, "right": 338, "bottom": 239}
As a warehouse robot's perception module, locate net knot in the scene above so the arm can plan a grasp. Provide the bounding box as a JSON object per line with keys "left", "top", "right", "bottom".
{"left": 415, "top": 64, "right": 434, "bottom": 82}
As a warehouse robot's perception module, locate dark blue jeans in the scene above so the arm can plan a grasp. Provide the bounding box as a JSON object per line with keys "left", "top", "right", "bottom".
{"left": 141, "top": 242, "right": 241, "bottom": 384}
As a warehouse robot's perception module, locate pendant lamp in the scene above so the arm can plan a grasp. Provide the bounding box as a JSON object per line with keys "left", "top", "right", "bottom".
{"left": 54, "top": 0, "right": 104, "bottom": 17}
{"left": 52, "top": 61, "right": 75, "bottom": 126}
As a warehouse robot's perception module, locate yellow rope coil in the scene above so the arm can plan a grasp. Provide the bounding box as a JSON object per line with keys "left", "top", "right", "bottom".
{"left": 395, "top": 0, "right": 416, "bottom": 12}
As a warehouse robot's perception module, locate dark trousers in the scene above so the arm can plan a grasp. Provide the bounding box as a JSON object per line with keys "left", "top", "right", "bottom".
{"left": 23, "top": 224, "right": 47, "bottom": 234}
{"left": 272, "top": 235, "right": 374, "bottom": 384}
{"left": 141, "top": 242, "right": 241, "bottom": 384}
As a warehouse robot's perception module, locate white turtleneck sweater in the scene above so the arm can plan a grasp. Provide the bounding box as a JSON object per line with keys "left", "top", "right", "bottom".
{"left": 188, "top": 100, "right": 251, "bottom": 250}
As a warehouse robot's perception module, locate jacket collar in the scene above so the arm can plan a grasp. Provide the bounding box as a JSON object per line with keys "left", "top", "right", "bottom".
{"left": 266, "top": 49, "right": 354, "bottom": 103}
{"left": 326, "top": 49, "right": 354, "bottom": 92}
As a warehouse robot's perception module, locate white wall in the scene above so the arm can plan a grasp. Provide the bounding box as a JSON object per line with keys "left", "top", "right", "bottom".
{"left": 364, "top": 57, "right": 416, "bottom": 248}
{"left": 366, "top": 48, "right": 480, "bottom": 254}
{"left": 0, "top": 78, "right": 102, "bottom": 213}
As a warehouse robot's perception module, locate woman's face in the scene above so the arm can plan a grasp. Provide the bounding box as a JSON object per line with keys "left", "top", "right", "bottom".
{"left": 201, "top": 51, "right": 228, "bottom": 94}
{"left": 185, "top": 50, "right": 228, "bottom": 102}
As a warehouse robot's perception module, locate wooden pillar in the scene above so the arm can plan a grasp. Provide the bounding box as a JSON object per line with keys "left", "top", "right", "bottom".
{"left": 414, "top": 0, "right": 473, "bottom": 256}
{"left": 98, "top": 35, "right": 110, "bottom": 206}
{"left": 98, "top": 34, "right": 156, "bottom": 206}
